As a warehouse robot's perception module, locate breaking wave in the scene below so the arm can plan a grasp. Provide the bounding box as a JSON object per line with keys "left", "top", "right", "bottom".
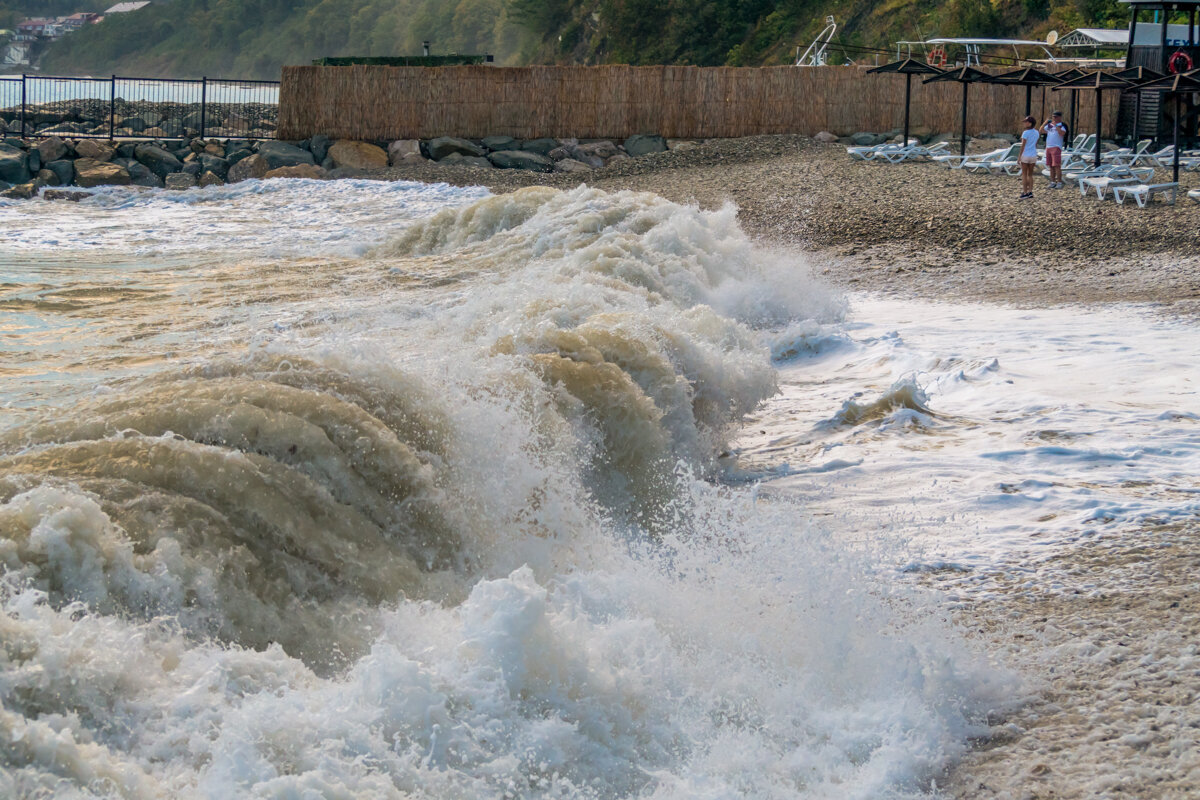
{"left": 0, "top": 183, "right": 1012, "bottom": 798}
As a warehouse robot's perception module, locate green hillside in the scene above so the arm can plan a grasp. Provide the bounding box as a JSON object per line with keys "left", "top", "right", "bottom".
{"left": 36, "top": 0, "right": 1135, "bottom": 79}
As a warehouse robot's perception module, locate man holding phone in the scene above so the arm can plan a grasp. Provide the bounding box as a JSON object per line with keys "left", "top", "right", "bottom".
{"left": 1042, "top": 111, "right": 1068, "bottom": 188}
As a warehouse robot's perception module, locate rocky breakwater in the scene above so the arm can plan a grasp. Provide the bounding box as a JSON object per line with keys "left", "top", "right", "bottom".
{"left": 0, "top": 100, "right": 277, "bottom": 140}
{"left": 0, "top": 132, "right": 678, "bottom": 199}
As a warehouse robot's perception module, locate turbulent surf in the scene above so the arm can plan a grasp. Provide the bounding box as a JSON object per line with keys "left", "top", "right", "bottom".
{"left": 0, "top": 180, "right": 1009, "bottom": 799}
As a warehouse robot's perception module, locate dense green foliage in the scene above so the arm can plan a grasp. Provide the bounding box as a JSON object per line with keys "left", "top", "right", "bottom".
{"left": 40, "top": 0, "right": 534, "bottom": 78}
{"left": 33, "top": 0, "right": 1145, "bottom": 78}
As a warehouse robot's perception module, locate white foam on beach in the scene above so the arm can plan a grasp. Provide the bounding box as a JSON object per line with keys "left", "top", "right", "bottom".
{"left": 739, "top": 296, "right": 1200, "bottom": 574}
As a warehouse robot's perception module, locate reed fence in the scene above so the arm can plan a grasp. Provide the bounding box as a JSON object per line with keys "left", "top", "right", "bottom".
{"left": 278, "top": 65, "right": 1119, "bottom": 141}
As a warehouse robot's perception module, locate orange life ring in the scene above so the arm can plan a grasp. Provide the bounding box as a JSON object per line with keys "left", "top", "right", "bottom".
{"left": 1168, "top": 50, "right": 1193, "bottom": 74}
{"left": 927, "top": 46, "right": 947, "bottom": 68}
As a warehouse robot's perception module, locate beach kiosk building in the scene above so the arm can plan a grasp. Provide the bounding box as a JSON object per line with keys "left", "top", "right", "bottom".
{"left": 1118, "top": 0, "right": 1200, "bottom": 143}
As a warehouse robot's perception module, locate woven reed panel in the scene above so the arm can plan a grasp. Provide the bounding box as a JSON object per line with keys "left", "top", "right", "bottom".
{"left": 277, "top": 65, "right": 1122, "bottom": 141}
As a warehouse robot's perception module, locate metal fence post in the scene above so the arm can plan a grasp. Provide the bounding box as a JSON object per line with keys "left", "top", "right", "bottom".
{"left": 20, "top": 74, "right": 26, "bottom": 138}
{"left": 200, "top": 77, "right": 207, "bottom": 139}
{"left": 109, "top": 75, "right": 116, "bottom": 140}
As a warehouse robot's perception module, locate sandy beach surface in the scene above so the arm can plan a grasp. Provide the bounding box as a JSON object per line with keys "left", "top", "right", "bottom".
{"left": 376, "top": 138, "right": 1200, "bottom": 797}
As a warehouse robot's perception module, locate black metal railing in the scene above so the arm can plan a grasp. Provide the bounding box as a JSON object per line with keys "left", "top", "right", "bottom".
{"left": 0, "top": 74, "right": 279, "bottom": 140}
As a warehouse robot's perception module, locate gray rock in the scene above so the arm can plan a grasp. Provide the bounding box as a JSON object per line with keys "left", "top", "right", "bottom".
{"left": 482, "top": 135, "right": 519, "bottom": 152}
{"left": 1, "top": 181, "right": 39, "bottom": 200}
{"left": 623, "top": 134, "right": 668, "bottom": 157}
{"left": 45, "top": 159, "right": 75, "bottom": 186}
{"left": 73, "top": 158, "right": 131, "bottom": 188}
{"left": 814, "top": 131, "right": 838, "bottom": 143}
{"left": 578, "top": 140, "right": 618, "bottom": 159}
{"left": 0, "top": 143, "right": 31, "bottom": 185}
{"left": 849, "top": 132, "right": 885, "bottom": 146}
{"left": 486, "top": 149, "right": 554, "bottom": 172}
{"left": 256, "top": 140, "right": 316, "bottom": 170}
{"left": 427, "top": 136, "right": 486, "bottom": 160}
{"left": 43, "top": 188, "right": 91, "bottom": 201}
{"left": 165, "top": 173, "right": 197, "bottom": 190}
{"left": 119, "top": 116, "right": 148, "bottom": 132}
{"left": 439, "top": 152, "right": 493, "bottom": 169}
{"left": 199, "top": 171, "right": 225, "bottom": 188}
{"left": 227, "top": 153, "right": 268, "bottom": 182}
{"left": 521, "top": 137, "right": 558, "bottom": 156}
{"left": 126, "top": 161, "right": 158, "bottom": 186}
{"left": 309, "top": 133, "right": 331, "bottom": 162}
{"left": 26, "top": 150, "right": 41, "bottom": 174}
{"left": 199, "top": 154, "right": 229, "bottom": 180}
{"left": 182, "top": 111, "right": 205, "bottom": 131}
{"left": 134, "top": 143, "right": 184, "bottom": 179}
{"left": 37, "top": 168, "right": 61, "bottom": 187}
{"left": 182, "top": 161, "right": 203, "bottom": 177}
{"left": 554, "top": 158, "right": 593, "bottom": 173}
{"left": 36, "top": 136, "right": 70, "bottom": 163}
{"left": 226, "top": 148, "right": 253, "bottom": 166}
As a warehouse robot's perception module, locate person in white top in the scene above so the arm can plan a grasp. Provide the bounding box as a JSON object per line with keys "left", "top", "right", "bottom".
{"left": 1018, "top": 115, "right": 1040, "bottom": 200}
{"left": 1042, "top": 111, "right": 1068, "bottom": 188}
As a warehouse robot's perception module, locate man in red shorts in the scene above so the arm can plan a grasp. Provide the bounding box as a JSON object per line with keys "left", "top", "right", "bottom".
{"left": 1042, "top": 111, "right": 1068, "bottom": 189}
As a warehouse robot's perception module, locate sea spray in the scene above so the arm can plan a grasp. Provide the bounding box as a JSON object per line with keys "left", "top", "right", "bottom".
{"left": 1, "top": 180, "right": 1013, "bottom": 797}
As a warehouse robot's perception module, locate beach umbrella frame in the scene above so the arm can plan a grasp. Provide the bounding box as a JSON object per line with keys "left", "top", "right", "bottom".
{"left": 866, "top": 59, "right": 944, "bottom": 149}
{"left": 987, "top": 67, "right": 1064, "bottom": 117}
{"left": 1128, "top": 69, "right": 1200, "bottom": 183}
{"left": 923, "top": 66, "right": 993, "bottom": 156}
{"left": 1053, "top": 71, "right": 1135, "bottom": 167}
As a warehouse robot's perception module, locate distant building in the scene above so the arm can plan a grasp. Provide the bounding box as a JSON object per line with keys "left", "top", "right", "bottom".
{"left": 15, "top": 18, "right": 54, "bottom": 41}
{"left": 104, "top": 1, "right": 151, "bottom": 13}
{"left": 60, "top": 13, "right": 102, "bottom": 31}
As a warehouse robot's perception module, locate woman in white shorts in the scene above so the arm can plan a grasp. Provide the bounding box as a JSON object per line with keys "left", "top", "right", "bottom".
{"left": 1018, "top": 115, "right": 1039, "bottom": 200}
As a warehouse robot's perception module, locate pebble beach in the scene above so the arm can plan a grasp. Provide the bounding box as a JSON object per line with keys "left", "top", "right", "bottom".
{"left": 376, "top": 136, "right": 1200, "bottom": 798}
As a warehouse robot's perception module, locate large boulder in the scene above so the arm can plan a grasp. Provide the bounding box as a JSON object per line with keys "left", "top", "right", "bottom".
{"left": 227, "top": 153, "right": 268, "bottom": 182}
{"left": 36, "top": 168, "right": 61, "bottom": 187}
{"left": 577, "top": 140, "right": 619, "bottom": 159}
{"left": 165, "top": 173, "right": 197, "bottom": 190}
{"left": 0, "top": 143, "right": 31, "bottom": 185}
{"left": 309, "top": 133, "right": 331, "bottom": 162}
{"left": 134, "top": 143, "right": 184, "bottom": 178}
{"left": 264, "top": 164, "right": 327, "bottom": 179}
{"left": 849, "top": 131, "right": 885, "bottom": 146}
{"left": 814, "top": 131, "right": 838, "bottom": 143}
{"left": 36, "top": 136, "right": 70, "bottom": 163}
{"left": 426, "top": 136, "right": 485, "bottom": 160}
{"left": 199, "top": 154, "right": 229, "bottom": 180}
{"left": 387, "top": 139, "right": 423, "bottom": 165}
{"left": 482, "top": 135, "right": 519, "bottom": 152}
{"left": 1, "top": 182, "right": 39, "bottom": 200}
{"left": 554, "top": 158, "right": 593, "bottom": 173}
{"left": 521, "top": 137, "right": 559, "bottom": 156}
{"left": 327, "top": 140, "right": 388, "bottom": 170}
{"left": 45, "top": 159, "right": 75, "bottom": 186}
{"left": 623, "top": 134, "right": 667, "bottom": 157}
{"left": 198, "top": 171, "right": 225, "bottom": 188}
{"left": 73, "top": 158, "right": 131, "bottom": 188}
{"left": 486, "top": 149, "right": 554, "bottom": 172}
{"left": 127, "top": 161, "right": 163, "bottom": 188}
{"left": 118, "top": 116, "right": 148, "bottom": 132}
{"left": 256, "top": 140, "right": 316, "bottom": 170}
{"left": 439, "top": 152, "right": 492, "bottom": 169}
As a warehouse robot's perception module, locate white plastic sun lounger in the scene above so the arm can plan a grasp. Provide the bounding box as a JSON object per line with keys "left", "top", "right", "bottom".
{"left": 1103, "top": 139, "right": 1152, "bottom": 165}
{"left": 876, "top": 140, "right": 950, "bottom": 163}
{"left": 1078, "top": 175, "right": 1142, "bottom": 199}
{"left": 962, "top": 144, "right": 1021, "bottom": 174}
{"left": 933, "top": 146, "right": 1006, "bottom": 169}
{"left": 1187, "top": 189, "right": 1200, "bottom": 203}
{"left": 1112, "top": 182, "right": 1180, "bottom": 207}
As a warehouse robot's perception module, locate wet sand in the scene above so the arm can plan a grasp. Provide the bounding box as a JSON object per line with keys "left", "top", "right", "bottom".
{"left": 376, "top": 138, "right": 1200, "bottom": 797}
